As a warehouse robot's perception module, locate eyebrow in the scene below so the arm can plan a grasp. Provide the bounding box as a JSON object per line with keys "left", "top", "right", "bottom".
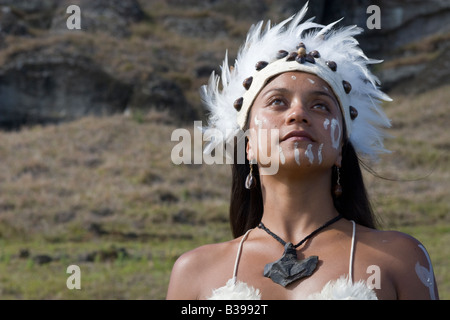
{"left": 310, "top": 90, "right": 339, "bottom": 106}
{"left": 261, "top": 87, "right": 290, "bottom": 99}
{"left": 261, "top": 87, "right": 339, "bottom": 106}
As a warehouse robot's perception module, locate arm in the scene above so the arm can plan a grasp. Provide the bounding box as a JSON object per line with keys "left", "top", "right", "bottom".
{"left": 166, "top": 250, "right": 201, "bottom": 300}
{"left": 389, "top": 232, "right": 439, "bottom": 300}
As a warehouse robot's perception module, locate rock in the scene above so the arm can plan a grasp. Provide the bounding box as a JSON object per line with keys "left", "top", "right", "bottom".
{"left": 33, "top": 254, "right": 53, "bottom": 265}
{"left": 79, "top": 246, "right": 129, "bottom": 262}
{"left": 172, "top": 209, "right": 197, "bottom": 225}
{"left": 162, "top": 14, "right": 230, "bottom": 39}
{"left": 50, "top": 0, "right": 146, "bottom": 37}
{"left": 128, "top": 75, "right": 197, "bottom": 122}
{"left": 0, "top": 0, "right": 58, "bottom": 29}
{"left": 158, "top": 191, "right": 179, "bottom": 203}
{"left": 0, "top": 0, "right": 448, "bottom": 129}
{"left": 19, "top": 248, "right": 30, "bottom": 258}
{"left": 165, "top": 0, "right": 268, "bottom": 20}
{"left": 0, "top": 5, "right": 29, "bottom": 36}
{"left": 0, "top": 0, "right": 58, "bottom": 13}
{"left": 0, "top": 53, "right": 132, "bottom": 129}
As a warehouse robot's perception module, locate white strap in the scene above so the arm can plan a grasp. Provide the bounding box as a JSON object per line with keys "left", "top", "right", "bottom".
{"left": 232, "top": 228, "right": 253, "bottom": 283}
{"left": 349, "top": 220, "right": 356, "bottom": 283}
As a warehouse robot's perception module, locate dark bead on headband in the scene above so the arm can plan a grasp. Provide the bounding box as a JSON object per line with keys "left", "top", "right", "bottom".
{"left": 234, "top": 97, "right": 243, "bottom": 111}
{"left": 310, "top": 50, "right": 320, "bottom": 58}
{"left": 305, "top": 54, "right": 315, "bottom": 64}
{"left": 243, "top": 77, "right": 253, "bottom": 90}
{"left": 286, "top": 52, "right": 298, "bottom": 61}
{"left": 296, "top": 42, "right": 306, "bottom": 49}
{"left": 255, "top": 61, "right": 269, "bottom": 71}
{"left": 349, "top": 106, "right": 358, "bottom": 120}
{"left": 276, "top": 50, "right": 289, "bottom": 59}
{"left": 326, "top": 60, "right": 337, "bottom": 72}
{"left": 342, "top": 80, "right": 352, "bottom": 94}
{"left": 295, "top": 55, "right": 305, "bottom": 64}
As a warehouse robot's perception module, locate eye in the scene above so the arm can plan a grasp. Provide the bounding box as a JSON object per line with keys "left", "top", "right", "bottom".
{"left": 271, "top": 99, "right": 285, "bottom": 106}
{"left": 267, "top": 97, "right": 287, "bottom": 108}
{"left": 312, "top": 103, "right": 330, "bottom": 112}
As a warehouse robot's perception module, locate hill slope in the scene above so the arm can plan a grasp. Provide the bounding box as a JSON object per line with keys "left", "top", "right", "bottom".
{"left": 0, "top": 85, "right": 448, "bottom": 299}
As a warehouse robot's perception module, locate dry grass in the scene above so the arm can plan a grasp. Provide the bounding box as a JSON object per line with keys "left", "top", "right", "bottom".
{"left": 0, "top": 0, "right": 448, "bottom": 299}
{"left": 0, "top": 111, "right": 234, "bottom": 299}
{"left": 0, "top": 83, "right": 448, "bottom": 299}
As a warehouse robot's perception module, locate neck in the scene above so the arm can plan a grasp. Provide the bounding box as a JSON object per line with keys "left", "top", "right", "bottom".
{"left": 259, "top": 168, "right": 338, "bottom": 243}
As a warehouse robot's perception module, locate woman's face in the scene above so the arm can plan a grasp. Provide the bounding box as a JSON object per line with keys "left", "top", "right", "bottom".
{"left": 247, "top": 71, "right": 344, "bottom": 173}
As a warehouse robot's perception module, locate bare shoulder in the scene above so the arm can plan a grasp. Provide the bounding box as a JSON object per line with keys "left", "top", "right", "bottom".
{"left": 358, "top": 226, "right": 431, "bottom": 264}
{"left": 356, "top": 225, "right": 439, "bottom": 300}
{"left": 166, "top": 238, "right": 240, "bottom": 299}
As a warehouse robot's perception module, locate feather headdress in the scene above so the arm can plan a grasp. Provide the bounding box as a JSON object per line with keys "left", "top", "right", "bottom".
{"left": 201, "top": 2, "right": 392, "bottom": 161}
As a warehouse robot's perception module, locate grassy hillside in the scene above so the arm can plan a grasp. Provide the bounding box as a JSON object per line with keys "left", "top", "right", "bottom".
{"left": 0, "top": 84, "right": 448, "bottom": 299}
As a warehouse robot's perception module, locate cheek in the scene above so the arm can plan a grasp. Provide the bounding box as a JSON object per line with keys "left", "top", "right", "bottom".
{"left": 330, "top": 118, "right": 342, "bottom": 150}
{"left": 314, "top": 117, "right": 342, "bottom": 163}
{"left": 321, "top": 117, "right": 342, "bottom": 149}
{"left": 248, "top": 114, "right": 280, "bottom": 159}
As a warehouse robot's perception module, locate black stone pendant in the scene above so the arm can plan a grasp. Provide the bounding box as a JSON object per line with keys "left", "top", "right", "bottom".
{"left": 263, "top": 242, "right": 318, "bottom": 287}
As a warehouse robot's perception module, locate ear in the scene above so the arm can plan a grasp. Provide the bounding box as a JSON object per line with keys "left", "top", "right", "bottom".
{"left": 246, "top": 137, "right": 255, "bottom": 162}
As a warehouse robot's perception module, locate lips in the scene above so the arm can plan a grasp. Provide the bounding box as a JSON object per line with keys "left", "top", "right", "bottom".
{"left": 281, "top": 130, "right": 314, "bottom": 142}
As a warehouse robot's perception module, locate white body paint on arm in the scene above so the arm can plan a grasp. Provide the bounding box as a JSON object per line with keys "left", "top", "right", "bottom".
{"left": 415, "top": 244, "right": 436, "bottom": 300}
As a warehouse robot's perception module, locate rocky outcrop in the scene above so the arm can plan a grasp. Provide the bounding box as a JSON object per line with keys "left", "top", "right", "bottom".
{"left": 0, "top": 53, "right": 132, "bottom": 129}
{"left": 128, "top": 74, "right": 197, "bottom": 122}
{"left": 363, "top": 0, "right": 450, "bottom": 92}
{"left": 0, "top": 6, "right": 29, "bottom": 37}
{"left": 50, "top": 0, "right": 146, "bottom": 37}
{"left": 0, "top": 0, "right": 448, "bottom": 128}
{"left": 308, "top": 0, "right": 450, "bottom": 91}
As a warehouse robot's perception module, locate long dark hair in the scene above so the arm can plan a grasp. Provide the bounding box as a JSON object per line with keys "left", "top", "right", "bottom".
{"left": 229, "top": 137, "right": 378, "bottom": 238}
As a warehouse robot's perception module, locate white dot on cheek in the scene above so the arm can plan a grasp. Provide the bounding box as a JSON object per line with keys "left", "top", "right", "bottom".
{"left": 291, "top": 75, "right": 296, "bottom": 80}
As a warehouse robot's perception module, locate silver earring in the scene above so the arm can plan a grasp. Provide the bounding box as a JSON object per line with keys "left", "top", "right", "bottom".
{"left": 245, "top": 161, "right": 256, "bottom": 189}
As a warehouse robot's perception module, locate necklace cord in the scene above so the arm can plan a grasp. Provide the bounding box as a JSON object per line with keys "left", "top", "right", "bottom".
{"left": 258, "top": 214, "right": 342, "bottom": 248}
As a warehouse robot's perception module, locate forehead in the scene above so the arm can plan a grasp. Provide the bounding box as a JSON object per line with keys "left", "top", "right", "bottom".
{"left": 262, "top": 71, "right": 333, "bottom": 94}
{"left": 256, "top": 71, "right": 341, "bottom": 113}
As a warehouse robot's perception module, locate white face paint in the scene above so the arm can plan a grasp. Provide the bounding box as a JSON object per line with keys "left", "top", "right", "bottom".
{"left": 323, "top": 118, "right": 330, "bottom": 130}
{"left": 305, "top": 144, "right": 314, "bottom": 164}
{"left": 294, "top": 142, "right": 300, "bottom": 165}
{"left": 307, "top": 78, "right": 315, "bottom": 84}
{"left": 254, "top": 115, "right": 263, "bottom": 127}
{"left": 254, "top": 115, "right": 263, "bottom": 151}
{"left": 330, "top": 118, "right": 341, "bottom": 150}
{"left": 279, "top": 146, "right": 285, "bottom": 165}
{"left": 291, "top": 75, "right": 296, "bottom": 80}
{"left": 415, "top": 244, "right": 437, "bottom": 300}
{"left": 318, "top": 143, "right": 323, "bottom": 164}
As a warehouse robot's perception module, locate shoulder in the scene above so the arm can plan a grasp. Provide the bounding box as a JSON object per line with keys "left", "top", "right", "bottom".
{"left": 357, "top": 226, "right": 439, "bottom": 299}
{"left": 174, "top": 239, "right": 240, "bottom": 273}
{"left": 360, "top": 228, "right": 431, "bottom": 267}
{"left": 166, "top": 239, "right": 240, "bottom": 299}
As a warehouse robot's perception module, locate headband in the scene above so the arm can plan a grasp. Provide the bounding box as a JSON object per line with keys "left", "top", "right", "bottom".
{"left": 201, "top": 2, "right": 392, "bottom": 161}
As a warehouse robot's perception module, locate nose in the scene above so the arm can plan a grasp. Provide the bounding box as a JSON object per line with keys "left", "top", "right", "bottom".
{"left": 285, "top": 99, "right": 310, "bottom": 125}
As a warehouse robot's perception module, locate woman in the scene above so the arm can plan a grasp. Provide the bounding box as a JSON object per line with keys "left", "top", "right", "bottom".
{"left": 166, "top": 4, "right": 439, "bottom": 300}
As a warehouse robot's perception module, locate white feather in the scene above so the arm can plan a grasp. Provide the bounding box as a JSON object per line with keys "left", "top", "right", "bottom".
{"left": 207, "top": 278, "right": 261, "bottom": 300}
{"left": 207, "top": 276, "right": 377, "bottom": 300}
{"left": 307, "top": 276, "right": 378, "bottom": 300}
{"left": 201, "top": 2, "right": 392, "bottom": 161}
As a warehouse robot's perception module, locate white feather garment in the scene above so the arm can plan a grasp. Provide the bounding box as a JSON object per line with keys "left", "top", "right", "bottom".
{"left": 207, "top": 278, "right": 261, "bottom": 300}
{"left": 207, "top": 276, "right": 377, "bottom": 300}
{"left": 307, "top": 276, "right": 378, "bottom": 300}
{"left": 201, "top": 2, "right": 392, "bottom": 161}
